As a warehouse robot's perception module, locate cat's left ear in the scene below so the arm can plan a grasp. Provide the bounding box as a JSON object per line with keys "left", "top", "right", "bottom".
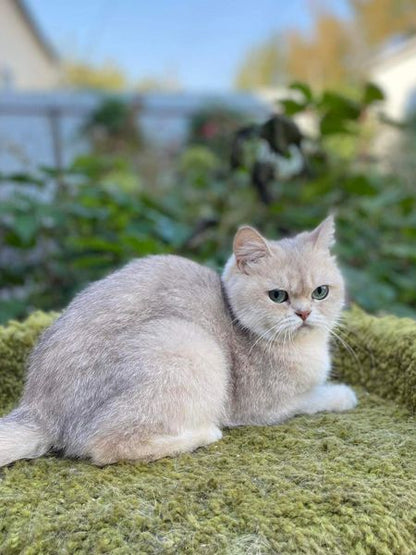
{"left": 309, "top": 215, "right": 336, "bottom": 250}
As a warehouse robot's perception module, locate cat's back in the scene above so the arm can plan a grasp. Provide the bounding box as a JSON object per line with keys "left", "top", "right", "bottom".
{"left": 28, "top": 254, "right": 229, "bottom": 367}
{"left": 71, "top": 254, "right": 225, "bottom": 325}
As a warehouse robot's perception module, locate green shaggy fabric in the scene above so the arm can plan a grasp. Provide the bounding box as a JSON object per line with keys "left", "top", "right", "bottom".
{"left": 1, "top": 310, "right": 415, "bottom": 554}
{"left": 333, "top": 306, "right": 416, "bottom": 414}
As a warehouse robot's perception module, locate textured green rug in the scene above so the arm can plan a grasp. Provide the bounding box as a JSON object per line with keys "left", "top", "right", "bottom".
{"left": 1, "top": 309, "right": 415, "bottom": 554}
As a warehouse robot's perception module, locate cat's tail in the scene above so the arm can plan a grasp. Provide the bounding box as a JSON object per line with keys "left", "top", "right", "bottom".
{"left": 0, "top": 407, "right": 50, "bottom": 467}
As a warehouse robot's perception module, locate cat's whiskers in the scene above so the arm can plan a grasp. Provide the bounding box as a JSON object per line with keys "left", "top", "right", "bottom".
{"left": 248, "top": 321, "right": 284, "bottom": 355}
{"left": 264, "top": 320, "right": 295, "bottom": 357}
{"left": 313, "top": 316, "right": 360, "bottom": 368}
{"left": 248, "top": 315, "right": 295, "bottom": 357}
{"left": 264, "top": 326, "right": 283, "bottom": 358}
{"left": 329, "top": 328, "right": 360, "bottom": 366}
{"left": 265, "top": 324, "right": 284, "bottom": 355}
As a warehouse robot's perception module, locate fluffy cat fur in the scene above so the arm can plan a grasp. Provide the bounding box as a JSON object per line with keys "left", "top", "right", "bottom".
{"left": 0, "top": 216, "right": 357, "bottom": 466}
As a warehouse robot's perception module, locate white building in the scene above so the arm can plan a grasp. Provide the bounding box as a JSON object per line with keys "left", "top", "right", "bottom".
{"left": 0, "top": 0, "right": 60, "bottom": 90}
{"left": 370, "top": 35, "right": 416, "bottom": 121}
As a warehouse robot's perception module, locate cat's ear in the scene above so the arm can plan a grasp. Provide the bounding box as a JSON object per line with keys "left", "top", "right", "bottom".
{"left": 309, "top": 215, "right": 336, "bottom": 250}
{"left": 233, "top": 226, "right": 271, "bottom": 272}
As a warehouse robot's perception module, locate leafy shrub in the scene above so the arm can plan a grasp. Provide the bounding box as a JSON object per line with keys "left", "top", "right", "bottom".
{"left": 82, "top": 96, "right": 143, "bottom": 155}
{"left": 188, "top": 105, "right": 248, "bottom": 158}
{"left": 0, "top": 159, "right": 187, "bottom": 322}
{"left": 0, "top": 82, "right": 415, "bottom": 322}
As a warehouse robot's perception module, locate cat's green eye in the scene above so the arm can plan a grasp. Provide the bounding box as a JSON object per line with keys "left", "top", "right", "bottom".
{"left": 268, "top": 289, "right": 289, "bottom": 303}
{"left": 312, "top": 285, "right": 329, "bottom": 300}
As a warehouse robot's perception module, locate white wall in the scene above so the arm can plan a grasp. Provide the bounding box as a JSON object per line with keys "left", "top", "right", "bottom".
{"left": 371, "top": 41, "right": 416, "bottom": 121}
{"left": 0, "top": 0, "right": 60, "bottom": 90}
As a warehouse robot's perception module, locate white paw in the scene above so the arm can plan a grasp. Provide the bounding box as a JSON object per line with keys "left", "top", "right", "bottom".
{"left": 328, "top": 384, "right": 358, "bottom": 412}
{"left": 209, "top": 426, "right": 223, "bottom": 441}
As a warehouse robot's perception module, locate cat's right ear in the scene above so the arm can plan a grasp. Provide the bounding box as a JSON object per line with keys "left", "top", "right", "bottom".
{"left": 233, "top": 226, "right": 271, "bottom": 273}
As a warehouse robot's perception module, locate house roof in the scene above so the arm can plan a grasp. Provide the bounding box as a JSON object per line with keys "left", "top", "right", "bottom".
{"left": 14, "top": 0, "right": 59, "bottom": 63}
{"left": 369, "top": 34, "right": 416, "bottom": 72}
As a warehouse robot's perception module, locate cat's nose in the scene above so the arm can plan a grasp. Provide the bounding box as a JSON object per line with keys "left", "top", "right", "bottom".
{"left": 295, "top": 310, "right": 311, "bottom": 321}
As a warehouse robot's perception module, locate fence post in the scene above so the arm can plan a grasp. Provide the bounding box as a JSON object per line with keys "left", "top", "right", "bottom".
{"left": 47, "top": 106, "right": 64, "bottom": 186}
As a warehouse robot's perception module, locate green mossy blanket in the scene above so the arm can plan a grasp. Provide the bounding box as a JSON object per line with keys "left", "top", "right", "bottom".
{"left": 0, "top": 309, "right": 415, "bottom": 554}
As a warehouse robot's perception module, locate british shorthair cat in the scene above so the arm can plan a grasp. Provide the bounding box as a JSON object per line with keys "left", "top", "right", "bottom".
{"left": 0, "top": 216, "right": 357, "bottom": 466}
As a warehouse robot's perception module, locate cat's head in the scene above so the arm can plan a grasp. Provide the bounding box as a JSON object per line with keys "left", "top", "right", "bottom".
{"left": 222, "top": 216, "right": 345, "bottom": 341}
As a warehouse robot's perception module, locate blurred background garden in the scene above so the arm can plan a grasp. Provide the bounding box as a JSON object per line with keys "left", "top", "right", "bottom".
{"left": 0, "top": 0, "right": 416, "bottom": 323}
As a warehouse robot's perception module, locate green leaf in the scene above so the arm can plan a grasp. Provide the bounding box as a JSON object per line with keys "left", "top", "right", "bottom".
{"left": 342, "top": 175, "right": 377, "bottom": 196}
{"left": 319, "top": 92, "right": 361, "bottom": 121}
{"left": 320, "top": 114, "right": 352, "bottom": 136}
{"left": 280, "top": 99, "right": 306, "bottom": 116}
{"left": 0, "top": 298, "right": 27, "bottom": 324}
{"left": 122, "top": 235, "right": 166, "bottom": 255}
{"left": 289, "top": 82, "right": 313, "bottom": 102}
{"left": 151, "top": 217, "right": 191, "bottom": 247}
{"left": 362, "top": 82, "right": 385, "bottom": 105}
{"left": 71, "top": 254, "right": 115, "bottom": 269}
{"left": 7, "top": 173, "right": 45, "bottom": 186}
{"left": 381, "top": 243, "right": 416, "bottom": 260}
{"left": 68, "top": 237, "right": 124, "bottom": 254}
{"left": 13, "top": 214, "right": 39, "bottom": 243}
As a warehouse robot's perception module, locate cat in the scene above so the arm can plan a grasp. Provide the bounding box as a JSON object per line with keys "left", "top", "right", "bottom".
{"left": 0, "top": 216, "right": 357, "bottom": 467}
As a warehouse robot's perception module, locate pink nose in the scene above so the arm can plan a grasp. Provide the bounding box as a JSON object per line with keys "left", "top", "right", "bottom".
{"left": 296, "top": 310, "right": 311, "bottom": 321}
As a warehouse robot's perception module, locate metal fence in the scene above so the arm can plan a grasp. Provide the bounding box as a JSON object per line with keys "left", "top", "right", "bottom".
{"left": 0, "top": 91, "right": 272, "bottom": 174}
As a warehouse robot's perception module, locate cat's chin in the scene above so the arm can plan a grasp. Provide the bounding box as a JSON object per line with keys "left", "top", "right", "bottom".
{"left": 295, "top": 321, "right": 318, "bottom": 334}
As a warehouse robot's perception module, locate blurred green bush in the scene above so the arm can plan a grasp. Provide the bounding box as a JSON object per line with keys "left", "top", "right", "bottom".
{"left": 82, "top": 96, "right": 143, "bottom": 155}
{"left": 188, "top": 104, "right": 249, "bottom": 158}
{"left": 1, "top": 83, "right": 415, "bottom": 323}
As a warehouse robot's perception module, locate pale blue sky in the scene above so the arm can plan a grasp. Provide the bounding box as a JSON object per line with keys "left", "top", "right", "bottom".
{"left": 27, "top": 0, "right": 352, "bottom": 90}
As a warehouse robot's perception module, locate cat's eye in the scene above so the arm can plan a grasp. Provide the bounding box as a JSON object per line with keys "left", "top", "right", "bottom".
{"left": 268, "top": 289, "right": 289, "bottom": 303}
{"left": 312, "top": 285, "right": 329, "bottom": 300}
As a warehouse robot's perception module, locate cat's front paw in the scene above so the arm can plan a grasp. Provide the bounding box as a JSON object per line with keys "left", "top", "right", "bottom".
{"left": 328, "top": 384, "right": 358, "bottom": 412}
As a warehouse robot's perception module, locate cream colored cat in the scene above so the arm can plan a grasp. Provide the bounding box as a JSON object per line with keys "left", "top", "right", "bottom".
{"left": 0, "top": 216, "right": 357, "bottom": 466}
